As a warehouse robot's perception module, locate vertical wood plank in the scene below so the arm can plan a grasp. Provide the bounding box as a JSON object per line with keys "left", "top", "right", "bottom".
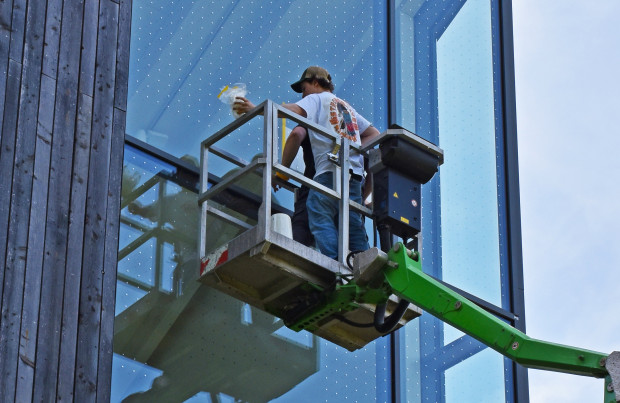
{"left": 42, "top": 0, "right": 63, "bottom": 78}
{"left": 0, "top": 59, "right": 20, "bottom": 262}
{"left": 113, "top": 0, "right": 131, "bottom": 111}
{"left": 0, "top": 0, "right": 13, "bottom": 308}
{"left": 1, "top": 0, "right": 131, "bottom": 398}
{"left": 96, "top": 107, "right": 125, "bottom": 403}
{"left": 0, "top": 0, "right": 15, "bottom": 136}
{"left": 1, "top": 0, "right": 46, "bottom": 397}
{"left": 8, "top": 0, "right": 26, "bottom": 63}
{"left": 79, "top": 0, "right": 100, "bottom": 97}
{"left": 15, "top": 74, "right": 55, "bottom": 403}
{"left": 11, "top": 0, "right": 48, "bottom": 399}
{"left": 33, "top": 0, "right": 84, "bottom": 399}
{"left": 56, "top": 91, "right": 93, "bottom": 403}
{"left": 74, "top": 1, "right": 118, "bottom": 400}
{"left": 100, "top": 2, "right": 131, "bottom": 398}
{"left": 0, "top": 58, "right": 21, "bottom": 403}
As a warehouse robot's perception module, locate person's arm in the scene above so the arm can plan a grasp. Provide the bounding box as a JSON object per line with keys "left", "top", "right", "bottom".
{"left": 281, "top": 102, "right": 306, "bottom": 118}
{"left": 233, "top": 97, "right": 307, "bottom": 118}
{"left": 281, "top": 126, "right": 307, "bottom": 168}
{"left": 359, "top": 125, "right": 380, "bottom": 203}
{"left": 273, "top": 125, "right": 307, "bottom": 191}
{"left": 360, "top": 125, "right": 380, "bottom": 147}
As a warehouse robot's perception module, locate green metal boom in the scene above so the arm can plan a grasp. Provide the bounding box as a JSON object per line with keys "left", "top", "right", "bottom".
{"left": 383, "top": 243, "right": 620, "bottom": 402}
{"left": 385, "top": 243, "right": 607, "bottom": 377}
{"left": 289, "top": 243, "right": 620, "bottom": 402}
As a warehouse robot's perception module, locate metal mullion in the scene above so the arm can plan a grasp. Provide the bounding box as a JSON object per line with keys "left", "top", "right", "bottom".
{"left": 120, "top": 215, "right": 155, "bottom": 233}
{"left": 387, "top": 2, "right": 399, "bottom": 401}
{"left": 116, "top": 273, "right": 154, "bottom": 293}
{"left": 497, "top": 0, "right": 529, "bottom": 401}
{"left": 117, "top": 227, "right": 159, "bottom": 261}
{"left": 120, "top": 175, "right": 160, "bottom": 209}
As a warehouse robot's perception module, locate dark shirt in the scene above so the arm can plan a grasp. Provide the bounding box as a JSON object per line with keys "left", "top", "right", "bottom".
{"left": 291, "top": 130, "right": 315, "bottom": 246}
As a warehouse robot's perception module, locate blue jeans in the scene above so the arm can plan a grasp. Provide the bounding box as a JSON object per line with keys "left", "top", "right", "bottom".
{"left": 307, "top": 172, "right": 369, "bottom": 259}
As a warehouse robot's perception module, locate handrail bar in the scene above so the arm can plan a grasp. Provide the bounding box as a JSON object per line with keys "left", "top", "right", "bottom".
{"left": 201, "top": 100, "right": 266, "bottom": 148}
{"left": 198, "top": 158, "right": 265, "bottom": 204}
{"left": 200, "top": 99, "right": 365, "bottom": 265}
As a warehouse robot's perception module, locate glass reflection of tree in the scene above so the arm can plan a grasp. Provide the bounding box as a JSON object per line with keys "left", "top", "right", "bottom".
{"left": 115, "top": 158, "right": 318, "bottom": 402}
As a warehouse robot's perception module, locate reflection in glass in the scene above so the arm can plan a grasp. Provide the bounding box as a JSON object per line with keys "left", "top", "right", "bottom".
{"left": 114, "top": 146, "right": 321, "bottom": 402}
{"left": 114, "top": 145, "right": 391, "bottom": 402}
{"left": 115, "top": 0, "right": 389, "bottom": 398}
{"left": 126, "top": 0, "right": 387, "bottom": 161}
{"left": 394, "top": 0, "right": 512, "bottom": 401}
{"left": 114, "top": 0, "right": 519, "bottom": 400}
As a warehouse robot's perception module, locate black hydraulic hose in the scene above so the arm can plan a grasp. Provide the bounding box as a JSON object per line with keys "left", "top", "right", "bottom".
{"left": 373, "top": 223, "right": 410, "bottom": 333}
{"left": 373, "top": 299, "right": 410, "bottom": 334}
{"left": 346, "top": 250, "right": 366, "bottom": 271}
{"left": 377, "top": 224, "right": 393, "bottom": 252}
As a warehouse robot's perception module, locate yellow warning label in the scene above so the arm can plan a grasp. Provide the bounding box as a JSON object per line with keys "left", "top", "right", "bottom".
{"left": 400, "top": 216, "right": 409, "bottom": 224}
{"left": 393, "top": 192, "right": 399, "bottom": 198}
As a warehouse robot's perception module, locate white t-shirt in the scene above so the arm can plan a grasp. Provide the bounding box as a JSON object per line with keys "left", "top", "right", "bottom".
{"left": 295, "top": 92, "right": 371, "bottom": 177}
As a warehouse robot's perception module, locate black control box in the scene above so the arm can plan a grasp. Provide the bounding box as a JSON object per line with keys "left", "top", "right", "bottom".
{"left": 372, "top": 168, "right": 421, "bottom": 240}
{"left": 365, "top": 127, "right": 443, "bottom": 241}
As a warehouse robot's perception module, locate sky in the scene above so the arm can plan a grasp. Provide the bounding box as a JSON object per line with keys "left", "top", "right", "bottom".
{"left": 512, "top": 1, "right": 620, "bottom": 401}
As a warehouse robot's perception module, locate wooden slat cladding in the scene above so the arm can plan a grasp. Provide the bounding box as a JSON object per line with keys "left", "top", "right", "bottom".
{"left": 0, "top": 0, "right": 131, "bottom": 401}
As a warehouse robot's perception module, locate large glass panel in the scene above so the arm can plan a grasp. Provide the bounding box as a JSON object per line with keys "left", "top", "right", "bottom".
{"left": 126, "top": 0, "right": 387, "bottom": 161}
{"left": 113, "top": 145, "right": 390, "bottom": 402}
{"left": 394, "top": 0, "right": 511, "bottom": 401}
{"left": 437, "top": 0, "right": 501, "bottom": 306}
{"left": 113, "top": 0, "right": 388, "bottom": 401}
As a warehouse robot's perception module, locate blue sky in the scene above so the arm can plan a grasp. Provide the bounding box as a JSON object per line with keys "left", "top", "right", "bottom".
{"left": 513, "top": 1, "right": 620, "bottom": 401}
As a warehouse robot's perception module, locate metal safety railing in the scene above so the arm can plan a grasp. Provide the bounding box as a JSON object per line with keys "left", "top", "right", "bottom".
{"left": 198, "top": 99, "right": 372, "bottom": 266}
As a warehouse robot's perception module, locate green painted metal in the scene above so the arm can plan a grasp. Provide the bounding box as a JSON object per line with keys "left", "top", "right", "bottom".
{"left": 384, "top": 243, "right": 609, "bottom": 378}
{"left": 287, "top": 282, "right": 391, "bottom": 332}
{"left": 605, "top": 375, "right": 616, "bottom": 403}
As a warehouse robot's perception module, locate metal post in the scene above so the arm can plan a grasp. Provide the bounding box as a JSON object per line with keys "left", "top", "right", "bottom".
{"left": 258, "top": 100, "right": 275, "bottom": 239}
{"left": 199, "top": 141, "right": 210, "bottom": 260}
{"left": 338, "top": 138, "right": 350, "bottom": 265}
{"left": 155, "top": 179, "right": 166, "bottom": 290}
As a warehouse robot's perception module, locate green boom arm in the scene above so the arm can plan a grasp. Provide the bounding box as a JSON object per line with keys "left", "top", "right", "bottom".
{"left": 381, "top": 243, "right": 619, "bottom": 402}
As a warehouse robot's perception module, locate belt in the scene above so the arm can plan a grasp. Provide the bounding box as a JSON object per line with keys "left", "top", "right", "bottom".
{"left": 350, "top": 172, "right": 363, "bottom": 182}
{"left": 317, "top": 171, "right": 363, "bottom": 181}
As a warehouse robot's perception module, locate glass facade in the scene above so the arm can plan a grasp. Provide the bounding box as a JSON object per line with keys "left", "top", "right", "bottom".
{"left": 113, "top": 1, "right": 522, "bottom": 402}
{"left": 393, "top": 1, "right": 513, "bottom": 401}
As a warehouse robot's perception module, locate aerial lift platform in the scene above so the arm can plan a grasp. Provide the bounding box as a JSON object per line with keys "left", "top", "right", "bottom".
{"left": 198, "top": 100, "right": 620, "bottom": 402}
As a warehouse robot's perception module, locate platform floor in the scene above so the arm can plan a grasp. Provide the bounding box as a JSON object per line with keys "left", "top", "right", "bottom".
{"left": 199, "top": 226, "right": 422, "bottom": 351}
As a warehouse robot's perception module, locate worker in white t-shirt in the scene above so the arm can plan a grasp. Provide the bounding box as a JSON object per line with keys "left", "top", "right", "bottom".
{"left": 234, "top": 66, "right": 380, "bottom": 259}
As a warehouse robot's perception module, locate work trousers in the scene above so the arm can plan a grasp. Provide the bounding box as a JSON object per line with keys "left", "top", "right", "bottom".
{"left": 307, "top": 172, "right": 369, "bottom": 260}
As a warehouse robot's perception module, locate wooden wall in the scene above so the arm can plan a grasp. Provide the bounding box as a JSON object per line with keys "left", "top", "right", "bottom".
{"left": 0, "top": 0, "right": 131, "bottom": 401}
